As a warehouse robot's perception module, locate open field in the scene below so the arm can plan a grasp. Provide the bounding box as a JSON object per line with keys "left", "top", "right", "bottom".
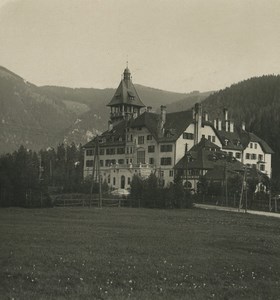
{"left": 1, "top": 207, "right": 280, "bottom": 300}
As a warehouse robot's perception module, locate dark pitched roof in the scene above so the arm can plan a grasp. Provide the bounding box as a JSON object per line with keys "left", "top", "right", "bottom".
{"left": 159, "top": 110, "right": 194, "bottom": 142}
{"left": 130, "top": 110, "right": 194, "bottom": 142}
{"left": 190, "top": 137, "right": 220, "bottom": 152}
{"left": 130, "top": 112, "right": 159, "bottom": 138}
{"left": 215, "top": 129, "right": 244, "bottom": 151}
{"left": 175, "top": 137, "right": 245, "bottom": 174}
{"left": 107, "top": 79, "right": 145, "bottom": 108}
{"left": 83, "top": 120, "right": 127, "bottom": 148}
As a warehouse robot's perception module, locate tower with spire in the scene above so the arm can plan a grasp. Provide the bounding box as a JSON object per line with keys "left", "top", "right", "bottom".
{"left": 107, "top": 66, "right": 145, "bottom": 126}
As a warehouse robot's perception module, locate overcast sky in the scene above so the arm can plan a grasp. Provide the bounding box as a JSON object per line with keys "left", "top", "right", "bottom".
{"left": 0, "top": 0, "right": 279, "bottom": 93}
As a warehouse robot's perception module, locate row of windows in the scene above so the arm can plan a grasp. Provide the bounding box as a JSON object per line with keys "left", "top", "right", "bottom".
{"left": 160, "top": 144, "right": 173, "bottom": 152}
{"left": 86, "top": 159, "right": 134, "bottom": 167}
{"left": 107, "top": 175, "right": 131, "bottom": 186}
{"left": 86, "top": 157, "right": 172, "bottom": 167}
{"left": 246, "top": 163, "right": 265, "bottom": 171}
{"left": 245, "top": 153, "right": 263, "bottom": 161}
{"left": 249, "top": 142, "right": 258, "bottom": 149}
{"left": 137, "top": 135, "right": 153, "bottom": 144}
{"left": 202, "top": 134, "right": 216, "bottom": 143}
{"left": 183, "top": 132, "right": 194, "bottom": 140}
{"left": 86, "top": 148, "right": 125, "bottom": 156}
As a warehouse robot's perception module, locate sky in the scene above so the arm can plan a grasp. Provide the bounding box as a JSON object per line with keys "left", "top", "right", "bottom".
{"left": 0, "top": 0, "right": 280, "bottom": 93}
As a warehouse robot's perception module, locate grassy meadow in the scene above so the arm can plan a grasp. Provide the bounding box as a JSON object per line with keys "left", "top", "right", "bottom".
{"left": 0, "top": 207, "right": 280, "bottom": 299}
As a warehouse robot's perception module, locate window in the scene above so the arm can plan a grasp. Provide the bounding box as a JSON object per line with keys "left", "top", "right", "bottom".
{"left": 212, "top": 136, "right": 216, "bottom": 143}
{"left": 183, "top": 132, "right": 194, "bottom": 140}
{"left": 250, "top": 143, "right": 253, "bottom": 148}
{"left": 160, "top": 144, "right": 173, "bottom": 152}
{"left": 113, "top": 177, "right": 116, "bottom": 185}
{"left": 228, "top": 152, "right": 233, "bottom": 157}
{"left": 105, "top": 160, "right": 111, "bottom": 166}
{"left": 169, "top": 170, "right": 174, "bottom": 177}
{"left": 246, "top": 153, "right": 250, "bottom": 159}
{"left": 236, "top": 152, "right": 241, "bottom": 159}
{"left": 258, "top": 154, "right": 263, "bottom": 161}
{"left": 106, "top": 148, "right": 115, "bottom": 155}
{"left": 260, "top": 164, "right": 265, "bottom": 171}
{"left": 107, "top": 175, "right": 110, "bottom": 184}
{"left": 225, "top": 139, "right": 229, "bottom": 146}
{"left": 86, "top": 149, "right": 94, "bottom": 156}
{"left": 100, "top": 160, "right": 104, "bottom": 167}
{"left": 128, "top": 177, "right": 131, "bottom": 185}
{"left": 147, "top": 135, "right": 153, "bottom": 141}
{"left": 160, "top": 157, "right": 172, "bottom": 165}
{"left": 117, "top": 147, "right": 125, "bottom": 154}
{"left": 208, "top": 135, "right": 211, "bottom": 141}
{"left": 148, "top": 145, "right": 155, "bottom": 153}
{"left": 138, "top": 136, "right": 144, "bottom": 144}
{"left": 137, "top": 150, "right": 145, "bottom": 164}
{"left": 149, "top": 157, "right": 154, "bottom": 165}
{"left": 202, "top": 134, "right": 205, "bottom": 139}
{"left": 118, "top": 159, "right": 124, "bottom": 164}
{"left": 254, "top": 143, "right": 257, "bottom": 149}
{"left": 86, "top": 160, "right": 93, "bottom": 167}
{"left": 99, "top": 148, "right": 104, "bottom": 155}
{"left": 251, "top": 154, "right": 257, "bottom": 160}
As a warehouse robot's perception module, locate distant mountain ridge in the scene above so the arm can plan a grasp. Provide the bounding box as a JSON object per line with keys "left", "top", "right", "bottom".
{"left": 0, "top": 66, "right": 207, "bottom": 153}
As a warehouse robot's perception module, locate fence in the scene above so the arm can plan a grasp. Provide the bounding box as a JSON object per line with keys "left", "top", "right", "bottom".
{"left": 52, "top": 193, "right": 128, "bottom": 208}
{"left": 195, "top": 194, "right": 279, "bottom": 213}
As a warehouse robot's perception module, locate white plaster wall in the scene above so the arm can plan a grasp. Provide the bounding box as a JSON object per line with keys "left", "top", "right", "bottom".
{"left": 175, "top": 123, "right": 195, "bottom": 164}
{"left": 200, "top": 125, "right": 223, "bottom": 148}
{"left": 243, "top": 142, "right": 272, "bottom": 177}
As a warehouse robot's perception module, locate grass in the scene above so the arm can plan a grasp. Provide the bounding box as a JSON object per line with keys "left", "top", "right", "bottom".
{"left": 0, "top": 207, "right": 280, "bottom": 300}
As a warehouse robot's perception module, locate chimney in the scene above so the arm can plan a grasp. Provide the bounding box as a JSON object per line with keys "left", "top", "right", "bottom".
{"left": 160, "top": 105, "right": 167, "bottom": 132}
{"left": 242, "top": 121, "right": 246, "bottom": 131}
{"left": 204, "top": 111, "right": 209, "bottom": 122}
{"left": 213, "top": 119, "right": 217, "bottom": 129}
{"left": 223, "top": 108, "right": 228, "bottom": 121}
{"left": 229, "top": 121, "right": 234, "bottom": 133}
{"left": 147, "top": 106, "right": 152, "bottom": 112}
{"left": 218, "top": 119, "right": 222, "bottom": 131}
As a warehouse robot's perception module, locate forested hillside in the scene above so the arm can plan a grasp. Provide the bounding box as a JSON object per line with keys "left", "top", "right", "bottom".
{"left": 202, "top": 75, "right": 280, "bottom": 178}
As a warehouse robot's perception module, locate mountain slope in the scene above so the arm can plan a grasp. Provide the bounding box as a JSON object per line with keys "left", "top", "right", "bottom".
{"left": 0, "top": 66, "right": 195, "bottom": 152}
{"left": 167, "top": 90, "right": 213, "bottom": 112}
{"left": 202, "top": 75, "right": 280, "bottom": 178}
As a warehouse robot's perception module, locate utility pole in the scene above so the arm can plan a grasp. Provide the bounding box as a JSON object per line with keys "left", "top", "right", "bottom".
{"left": 269, "top": 167, "right": 272, "bottom": 211}
{"left": 239, "top": 165, "right": 247, "bottom": 212}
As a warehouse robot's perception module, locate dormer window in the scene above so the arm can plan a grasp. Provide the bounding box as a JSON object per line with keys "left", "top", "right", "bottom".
{"left": 224, "top": 139, "right": 229, "bottom": 146}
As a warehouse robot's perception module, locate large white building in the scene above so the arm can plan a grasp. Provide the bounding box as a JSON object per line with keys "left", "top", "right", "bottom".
{"left": 83, "top": 67, "right": 273, "bottom": 190}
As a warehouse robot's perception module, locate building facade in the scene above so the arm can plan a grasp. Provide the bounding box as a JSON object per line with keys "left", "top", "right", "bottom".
{"left": 83, "top": 67, "right": 273, "bottom": 191}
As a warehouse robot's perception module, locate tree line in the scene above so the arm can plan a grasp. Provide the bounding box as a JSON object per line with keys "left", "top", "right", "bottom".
{"left": 0, "top": 143, "right": 84, "bottom": 207}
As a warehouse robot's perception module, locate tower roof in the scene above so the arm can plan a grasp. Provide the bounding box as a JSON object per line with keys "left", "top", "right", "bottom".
{"left": 107, "top": 68, "right": 145, "bottom": 108}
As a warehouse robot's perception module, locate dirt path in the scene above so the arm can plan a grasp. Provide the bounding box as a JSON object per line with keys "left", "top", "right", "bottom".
{"left": 194, "top": 203, "right": 280, "bottom": 219}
